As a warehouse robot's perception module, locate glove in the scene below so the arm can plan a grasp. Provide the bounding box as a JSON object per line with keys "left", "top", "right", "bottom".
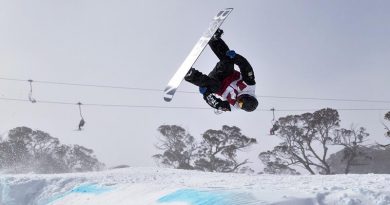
{"left": 199, "top": 86, "right": 207, "bottom": 94}
{"left": 203, "top": 93, "right": 231, "bottom": 111}
{"left": 226, "top": 50, "right": 236, "bottom": 59}
{"left": 217, "top": 101, "right": 231, "bottom": 111}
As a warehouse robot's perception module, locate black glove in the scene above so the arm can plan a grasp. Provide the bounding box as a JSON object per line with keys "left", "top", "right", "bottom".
{"left": 203, "top": 93, "right": 231, "bottom": 111}
{"left": 217, "top": 101, "right": 231, "bottom": 111}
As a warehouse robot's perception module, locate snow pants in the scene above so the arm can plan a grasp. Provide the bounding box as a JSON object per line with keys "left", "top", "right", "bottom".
{"left": 184, "top": 37, "right": 235, "bottom": 93}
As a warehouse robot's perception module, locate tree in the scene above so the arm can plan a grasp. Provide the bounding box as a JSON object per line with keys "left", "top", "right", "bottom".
{"left": 2, "top": 127, "right": 33, "bottom": 170}
{"left": 378, "top": 112, "right": 390, "bottom": 148}
{"left": 385, "top": 112, "right": 390, "bottom": 138}
{"left": 153, "top": 125, "right": 257, "bottom": 173}
{"left": 61, "top": 145, "right": 103, "bottom": 172}
{"left": 259, "top": 151, "right": 300, "bottom": 175}
{"left": 333, "top": 126, "right": 370, "bottom": 174}
{"left": 194, "top": 125, "right": 256, "bottom": 173}
{"left": 259, "top": 108, "right": 340, "bottom": 175}
{"left": 0, "top": 127, "right": 104, "bottom": 173}
{"left": 327, "top": 145, "right": 390, "bottom": 174}
{"left": 153, "top": 125, "right": 197, "bottom": 169}
{"left": 28, "top": 129, "right": 60, "bottom": 157}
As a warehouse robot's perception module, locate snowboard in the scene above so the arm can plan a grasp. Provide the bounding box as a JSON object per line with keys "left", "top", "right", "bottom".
{"left": 163, "top": 8, "right": 233, "bottom": 102}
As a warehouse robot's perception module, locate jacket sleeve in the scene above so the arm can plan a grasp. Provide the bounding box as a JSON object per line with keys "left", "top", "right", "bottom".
{"left": 203, "top": 93, "right": 231, "bottom": 111}
{"left": 233, "top": 54, "right": 256, "bottom": 85}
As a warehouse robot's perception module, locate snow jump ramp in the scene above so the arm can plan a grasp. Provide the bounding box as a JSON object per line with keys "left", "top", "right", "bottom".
{"left": 1, "top": 167, "right": 390, "bottom": 205}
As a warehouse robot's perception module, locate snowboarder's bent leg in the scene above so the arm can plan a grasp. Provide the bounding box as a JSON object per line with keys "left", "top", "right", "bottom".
{"left": 184, "top": 68, "right": 221, "bottom": 93}
{"left": 208, "top": 60, "right": 235, "bottom": 82}
{"left": 209, "top": 38, "right": 230, "bottom": 61}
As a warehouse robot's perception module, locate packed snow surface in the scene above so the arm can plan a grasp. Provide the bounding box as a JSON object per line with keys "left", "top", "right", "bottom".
{"left": 1, "top": 167, "right": 390, "bottom": 205}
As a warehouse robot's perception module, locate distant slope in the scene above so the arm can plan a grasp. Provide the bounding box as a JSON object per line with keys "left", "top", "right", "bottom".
{"left": 1, "top": 167, "right": 390, "bottom": 205}
{"left": 328, "top": 146, "right": 390, "bottom": 174}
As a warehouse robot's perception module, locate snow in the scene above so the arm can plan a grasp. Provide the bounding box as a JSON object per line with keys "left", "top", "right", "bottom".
{"left": 1, "top": 167, "right": 390, "bottom": 205}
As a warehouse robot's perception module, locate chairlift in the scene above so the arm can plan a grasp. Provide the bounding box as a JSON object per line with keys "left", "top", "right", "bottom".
{"left": 28, "top": 79, "right": 37, "bottom": 103}
{"left": 77, "top": 102, "right": 86, "bottom": 131}
{"left": 269, "top": 108, "right": 279, "bottom": 135}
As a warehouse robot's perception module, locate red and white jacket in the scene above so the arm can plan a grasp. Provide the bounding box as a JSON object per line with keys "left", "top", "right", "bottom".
{"left": 216, "top": 70, "right": 256, "bottom": 109}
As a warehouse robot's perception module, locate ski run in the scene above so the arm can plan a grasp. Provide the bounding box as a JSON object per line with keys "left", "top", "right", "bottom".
{"left": 1, "top": 167, "right": 390, "bottom": 205}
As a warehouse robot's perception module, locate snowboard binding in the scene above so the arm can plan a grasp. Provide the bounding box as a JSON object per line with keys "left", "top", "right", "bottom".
{"left": 213, "top": 28, "right": 224, "bottom": 40}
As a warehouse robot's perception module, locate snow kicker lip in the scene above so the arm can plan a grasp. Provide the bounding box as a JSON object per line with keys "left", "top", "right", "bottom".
{"left": 70, "top": 184, "right": 112, "bottom": 194}
{"left": 157, "top": 188, "right": 258, "bottom": 205}
{"left": 44, "top": 183, "right": 113, "bottom": 205}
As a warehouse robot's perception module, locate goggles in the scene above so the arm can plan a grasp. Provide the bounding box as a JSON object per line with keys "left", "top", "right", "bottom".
{"left": 238, "top": 99, "right": 244, "bottom": 109}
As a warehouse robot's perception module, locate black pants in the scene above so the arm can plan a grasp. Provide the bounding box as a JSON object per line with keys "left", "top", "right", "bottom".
{"left": 184, "top": 38, "right": 235, "bottom": 93}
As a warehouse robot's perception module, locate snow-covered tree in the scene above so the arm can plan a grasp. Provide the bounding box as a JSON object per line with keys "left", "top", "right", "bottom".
{"left": 332, "top": 126, "right": 370, "bottom": 174}
{"left": 0, "top": 127, "right": 33, "bottom": 170}
{"left": 0, "top": 127, "right": 104, "bottom": 173}
{"left": 153, "top": 125, "right": 197, "bottom": 170}
{"left": 194, "top": 125, "right": 256, "bottom": 173}
{"left": 153, "top": 125, "right": 256, "bottom": 173}
{"left": 258, "top": 151, "right": 300, "bottom": 175}
{"left": 327, "top": 145, "right": 390, "bottom": 174}
{"left": 260, "top": 108, "right": 340, "bottom": 175}
{"left": 377, "top": 112, "right": 390, "bottom": 148}
{"left": 385, "top": 112, "right": 390, "bottom": 138}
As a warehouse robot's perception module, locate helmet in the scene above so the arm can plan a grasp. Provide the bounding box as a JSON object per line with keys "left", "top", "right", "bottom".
{"left": 237, "top": 94, "right": 258, "bottom": 112}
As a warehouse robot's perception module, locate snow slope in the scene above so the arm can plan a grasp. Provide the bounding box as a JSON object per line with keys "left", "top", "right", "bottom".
{"left": 1, "top": 167, "right": 390, "bottom": 205}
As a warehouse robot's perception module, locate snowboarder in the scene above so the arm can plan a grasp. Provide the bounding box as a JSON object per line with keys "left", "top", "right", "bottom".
{"left": 184, "top": 29, "right": 258, "bottom": 112}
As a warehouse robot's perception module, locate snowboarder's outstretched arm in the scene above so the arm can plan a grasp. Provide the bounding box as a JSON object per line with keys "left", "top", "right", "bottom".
{"left": 233, "top": 54, "right": 256, "bottom": 85}
{"left": 203, "top": 92, "right": 231, "bottom": 111}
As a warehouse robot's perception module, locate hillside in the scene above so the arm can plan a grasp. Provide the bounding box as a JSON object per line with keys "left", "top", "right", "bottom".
{"left": 328, "top": 146, "right": 390, "bottom": 174}
{"left": 1, "top": 167, "right": 390, "bottom": 205}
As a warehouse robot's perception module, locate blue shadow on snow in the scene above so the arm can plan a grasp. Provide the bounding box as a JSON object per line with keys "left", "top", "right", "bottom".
{"left": 43, "top": 183, "right": 112, "bottom": 205}
{"left": 158, "top": 188, "right": 256, "bottom": 205}
{"left": 71, "top": 184, "right": 112, "bottom": 194}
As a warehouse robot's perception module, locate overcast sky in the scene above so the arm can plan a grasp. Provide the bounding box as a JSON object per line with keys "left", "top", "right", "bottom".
{"left": 1, "top": 0, "right": 389, "bottom": 170}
